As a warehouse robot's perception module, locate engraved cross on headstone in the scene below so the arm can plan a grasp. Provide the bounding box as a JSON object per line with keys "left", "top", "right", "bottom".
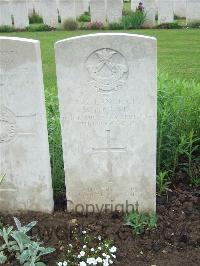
{"left": 92, "top": 129, "right": 127, "bottom": 187}
{"left": 92, "top": 129, "right": 126, "bottom": 153}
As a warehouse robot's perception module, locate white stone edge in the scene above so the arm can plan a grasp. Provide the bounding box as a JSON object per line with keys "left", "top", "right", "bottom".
{"left": 0, "top": 36, "right": 39, "bottom": 44}
{"left": 55, "top": 33, "right": 157, "bottom": 46}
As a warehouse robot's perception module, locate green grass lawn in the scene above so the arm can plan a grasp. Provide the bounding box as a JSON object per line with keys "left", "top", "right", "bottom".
{"left": 0, "top": 29, "right": 199, "bottom": 90}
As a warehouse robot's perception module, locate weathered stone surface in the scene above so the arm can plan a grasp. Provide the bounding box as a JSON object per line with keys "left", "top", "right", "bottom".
{"left": 75, "top": 0, "right": 85, "bottom": 17}
{"left": 11, "top": 0, "right": 29, "bottom": 28}
{"left": 107, "top": 0, "right": 123, "bottom": 23}
{"left": 41, "top": 0, "right": 58, "bottom": 27}
{"left": 0, "top": 0, "right": 12, "bottom": 26}
{"left": 173, "top": 0, "right": 186, "bottom": 18}
{"left": 131, "top": 0, "right": 156, "bottom": 27}
{"left": 186, "top": 0, "right": 200, "bottom": 22}
{"left": 55, "top": 33, "right": 157, "bottom": 213}
{"left": 90, "top": 0, "right": 106, "bottom": 23}
{"left": 158, "top": 0, "right": 174, "bottom": 24}
{"left": 0, "top": 37, "right": 54, "bottom": 213}
{"left": 58, "top": 0, "right": 76, "bottom": 22}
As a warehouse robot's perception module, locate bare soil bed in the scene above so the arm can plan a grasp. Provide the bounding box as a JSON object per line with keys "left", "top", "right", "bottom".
{"left": 1, "top": 183, "right": 199, "bottom": 266}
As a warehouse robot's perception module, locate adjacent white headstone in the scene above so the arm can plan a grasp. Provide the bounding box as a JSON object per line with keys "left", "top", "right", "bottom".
{"left": 131, "top": 0, "right": 156, "bottom": 27}
{"left": 0, "top": 0, "right": 12, "bottom": 26}
{"left": 90, "top": 0, "right": 106, "bottom": 23}
{"left": 58, "top": 0, "right": 76, "bottom": 22}
{"left": 83, "top": 0, "right": 89, "bottom": 12}
{"left": 143, "top": 0, "right": 156, "bottom": 27}
{"left": 26, "top": 0, "right": 34, "bottom": 15}
{"left": 158, "top": 0, "right": 174, "bottom": 24}
{"left": 0, "top": 37, "right": 54, "bottom": 213}
{"left": 173, "top": 0, "right": 186, "bottom": 18}
{"left": 41, "top": 0, "right": 58, "bottom": 27}
{"left": 186, "top": 0, "right": 200, "bottom": 22}
{"left": 107, "top": 0, "right": 123, "bottom": 23}
{"left": 55, "top": 33, "right": 157, "bottom": 213}
{"left": 11, "top": 0, "right": 29, "bottom": 29}
{"left": 75, "top": 0, "right": 85, "bottom": 17}
{"left": 33, "top": 0, "right": 43, "bottom": 16}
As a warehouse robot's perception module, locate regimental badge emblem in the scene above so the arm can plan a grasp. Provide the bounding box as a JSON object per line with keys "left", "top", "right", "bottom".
{"left": 86, "top": 48, "right": 129, "bottom": 93}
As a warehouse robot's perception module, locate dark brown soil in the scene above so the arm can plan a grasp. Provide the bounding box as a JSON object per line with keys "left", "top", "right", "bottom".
{"left": 1, "top": 183, "right": 200, "bottom": 266}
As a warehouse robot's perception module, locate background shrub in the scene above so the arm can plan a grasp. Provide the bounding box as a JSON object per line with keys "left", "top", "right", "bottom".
{"left": 86, "top": 21, "right": 104, "bottom": 30}
{"left": 157, "top": 22, "right": 182, "bottom": 29}
{"left": 29, "top": 10, "right": 43, "bottom": 24}
{"left": 186, "top": 20, "right": 200, "bottom": 28}
{"left": 0, "top": 25, "right": 14, "bottom": 32}
{"left": 122, "top": 11, "right": 146, "bottom": 29}
{"left": 62, "top": 18, "right": 78, "bottom": 30}
{"left": 78, "top": 11, "right": 91, "bottom": 22}
{"left": 26, "top": 24, "right": 54, "bottom": 32}
{"left": 108, "top": 21, "right": 124, "bottom": 30}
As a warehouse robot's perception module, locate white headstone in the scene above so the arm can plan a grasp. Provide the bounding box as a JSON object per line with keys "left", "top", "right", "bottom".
{"left": 131, "top": 0, "right": 155, "bottom": 27}
{"left": 143, "top": 0, "right": 156, "bottom": 27}
{"left": 41, "top": 0, "right": 58, "bottom": 27}
{"left": 158, "top": 0, "right": 174, "bottom": 24}
{"left": 0, "top": 0, "right": 12, "bottom": 26}
{"left": 58, "top": 0, "right": 76, "bottom": 22}
{"left": 55, "top": 33, "right": 157, "bottom": 213}
{"left": 0, "top": 37, "right": 54, "bottom": 213}
{"left": 107, "top": 0, "right": 123, "bottom": 23}
{"left": 11, "top": 0, "right": 29, "bottom": 29}
{"left": 83, "top": 0, "right": 89, "bottom": 12}
{"left": 90, "top": 0, "right": 106, "bottom": 23}
{"left": 33, "top": 0, "right": 43, "bottom": 16}
{"left": 173, "top": 0, "right": 186, "bottom": 18}
{"left": 26, "top": 0, "right": 34, "bottom": 15}
{"left": 75, "top": 0, "right": 85, "bottom": 17}
{"left": 186, "top": 0, "right": 200, "bottom": 22}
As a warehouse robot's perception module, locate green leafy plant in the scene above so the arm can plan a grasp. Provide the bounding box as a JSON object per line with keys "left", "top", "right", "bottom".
{"left": 78, "top": 12, "right": 91, "bottom": 22}
{"left": 0, "top": 217, "right": 55, "bottom": 265}
{"left": 156, "top": 171, "right": 171, "bottom": 196}
{"left": 0, "top": 25, "right": 14, "bottom": 32}
{"left": 187, "top": 20, "right": 200, "bottom": 28}
{"left": 108, "top": 22, "right": 124, "bottom": 30}
{"left": 157, "top": 22, "right": 182, "bottom": 29}
{"left": 122, "top": 10, "right": 146, "bottom": 29}
{"left": 125, "top": 210, "right": 157, "bottom": 235}
{"left": 62, "top": 18, "right": 78, "bottom": 30}
{"left": 29, "top": 11, "right": 43, "bottom": 24}
{"left": 26, "top": 24, "right": 54, "bottom": 32}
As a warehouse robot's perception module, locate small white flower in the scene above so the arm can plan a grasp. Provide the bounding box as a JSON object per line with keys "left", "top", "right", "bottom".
{"left": 98, "top": 235, "right": 102, "bottom": 240}
{"left": 79, "top": 262, "right": 87, "bottom": 266}
{"left": 87, "top": 257, "right": 97, "bottom": 265}
{"left": 83, "top": 245, "right": 87, "bottom": 248}
{"left": 103, "top": 259, "right": 109, "bottom": 266}
{"left": 111, "top": 254, "right": 116, "bottom": 258}
{"left": 98, "top": 246, "right": 102, "bottom": 250}
{"left": 96, "top": 257, "right": 103, "bottom": 263}
{"left": 82, "top": 230, "right": 87, "bottom": 234}
{"left": 69, "top": 244, "right": 73, "bottom": 248}
{"left": 79, "top": 251, "right": 85, "bottom": 257}
{"left": 91, "top": 248, "right": 95, "bottom": 252}
{"left": 57, "top": 263, "right": 62, "bottom": 266}
{"left": 109, "top": 259, "right": 113, "bottom": 264}
{"left": 110, "top": 246, "right": 117, "bottom": 253}
{"left": 63, "top": 262, "right": 68, "bottom": 266}
{"left": 102, "top": 253, "right": 107, "bottom": 257}
{"left": 106, "top": 255, "right": 110, "bottom": 259}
